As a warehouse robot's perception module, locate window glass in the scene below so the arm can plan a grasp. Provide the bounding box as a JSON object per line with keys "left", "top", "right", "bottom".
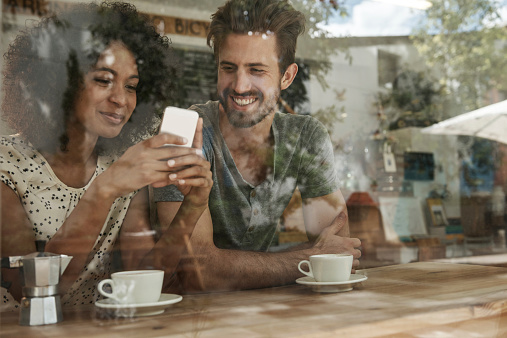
{"left": 1, "top": 0, "right": 506, "bottom": 305}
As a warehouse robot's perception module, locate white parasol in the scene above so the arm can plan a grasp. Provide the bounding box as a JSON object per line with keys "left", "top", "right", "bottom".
{"left": 421, "top": 100, "right": 507, "bottom": 144}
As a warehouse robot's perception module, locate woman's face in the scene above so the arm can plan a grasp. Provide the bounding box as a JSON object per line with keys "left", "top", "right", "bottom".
{"left": 73, "top": 41, "right": 139, "bottom": 139}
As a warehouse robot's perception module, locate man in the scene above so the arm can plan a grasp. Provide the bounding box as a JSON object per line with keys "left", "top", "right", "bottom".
{"left": 155, "top": 0, "right": 361, "bottom": 291}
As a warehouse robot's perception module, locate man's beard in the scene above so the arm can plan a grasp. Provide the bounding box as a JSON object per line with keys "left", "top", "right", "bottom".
{"left": 219, "top": 87, "right": 280, "bottom": 128}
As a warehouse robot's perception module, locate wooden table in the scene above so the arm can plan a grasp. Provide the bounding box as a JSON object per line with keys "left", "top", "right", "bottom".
{"left": 437, "top": 252, "right": 507, "bottom": 267}
{"left": 2, "top": 262, "right": 507, "bottom": 337}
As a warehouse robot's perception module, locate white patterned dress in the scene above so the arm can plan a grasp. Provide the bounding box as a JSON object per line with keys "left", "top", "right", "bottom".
{"left": 0, "top": 135, "right": 137, "bottom": 311}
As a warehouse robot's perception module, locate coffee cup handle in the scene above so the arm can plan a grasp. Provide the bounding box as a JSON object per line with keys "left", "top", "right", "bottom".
{"left": 98, "top": 279, "right": 119, "bottom": 301}
{"left": 298, "top": 260, "right": 313, "bottom": 278}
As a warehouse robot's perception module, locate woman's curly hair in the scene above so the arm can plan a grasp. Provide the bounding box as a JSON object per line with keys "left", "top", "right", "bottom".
{"left": 2, "top": 1, "right": 179, "bottom": 155}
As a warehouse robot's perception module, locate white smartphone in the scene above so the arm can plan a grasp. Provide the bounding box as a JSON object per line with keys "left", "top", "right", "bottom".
{"left": 159, "top": 106, "right": 199, "bottom": 147}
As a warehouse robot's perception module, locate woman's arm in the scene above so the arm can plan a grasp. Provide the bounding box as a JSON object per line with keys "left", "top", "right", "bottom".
{"left": 140, "top": 196, "right": 210, "bottom": 281}
{"left": 140, "top": 118, "right": 213, "bottom": 278}
{"left": 118, "top": 187, "right": 156, "bottom": 271}
{"left": 42, "top": 133, "right": 204, "bottom": 293}
{"left": 119, "top": 161, "right": 212, "bottom": 277}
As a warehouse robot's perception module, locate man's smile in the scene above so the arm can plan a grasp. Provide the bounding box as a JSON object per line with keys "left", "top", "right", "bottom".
{"left": 232, "top": 97, "right": 258, "bottom": 106}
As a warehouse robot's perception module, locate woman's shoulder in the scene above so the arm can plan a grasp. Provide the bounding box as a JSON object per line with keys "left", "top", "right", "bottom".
{"left": 95, "top": 154, "right": 116, "bottom": 175}
{"left": 0, "top": 134, "right": 39, "bottom": 163}
{"left": 0, "top": 135, "right": 44, "bottom": 192}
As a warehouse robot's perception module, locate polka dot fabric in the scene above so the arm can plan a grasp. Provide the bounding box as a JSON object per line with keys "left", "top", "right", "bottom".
{"left": 0, "top": 135, "right": 136, "bottom": 311}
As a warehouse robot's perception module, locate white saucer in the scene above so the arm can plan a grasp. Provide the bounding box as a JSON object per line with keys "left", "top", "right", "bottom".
{"left": 296, "top": 274, "right": 367, "bottom": 293}
{"left": 95, "top": 293, "right": 182, "bottom": 317}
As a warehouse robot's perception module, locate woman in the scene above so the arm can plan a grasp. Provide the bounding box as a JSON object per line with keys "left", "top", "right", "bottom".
{"left": 0, "top": 2, "right": 212, "bottom": 309}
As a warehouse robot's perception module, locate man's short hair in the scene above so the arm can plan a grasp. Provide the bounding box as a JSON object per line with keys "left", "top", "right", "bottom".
{"left": 207, "top": 0, "right": 305, "bottom": 74}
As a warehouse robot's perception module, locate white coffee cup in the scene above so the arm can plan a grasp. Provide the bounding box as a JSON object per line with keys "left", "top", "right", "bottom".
{"left": 97, "top": 270, "right": 164, "bottom": 304}
{"left": 298, "top": 254, "right": 353, "bottom": 282}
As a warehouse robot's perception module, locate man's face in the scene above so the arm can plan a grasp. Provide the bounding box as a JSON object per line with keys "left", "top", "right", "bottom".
{"left": 217, "top": 33, "right": 283, "bottom": 128}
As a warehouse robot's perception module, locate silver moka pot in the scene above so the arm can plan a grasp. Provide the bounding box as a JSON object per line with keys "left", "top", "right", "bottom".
{"left": 1, "top": 241, "right": 72, "bottom": 326}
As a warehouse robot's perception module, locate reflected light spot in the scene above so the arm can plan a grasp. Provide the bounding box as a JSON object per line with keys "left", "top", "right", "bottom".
{"left": 102, "top": 49, "right": 116, "bottom": 66}
{"left": 39, "top": 101, "right": 51, "bottom": 119}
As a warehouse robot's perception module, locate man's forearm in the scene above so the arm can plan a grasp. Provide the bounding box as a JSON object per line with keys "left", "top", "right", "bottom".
{"left": 179, "top": 244, "right": 313, "bottom": 291}
{"left": 157, "top": 201, "right": 360, "bottom": 292}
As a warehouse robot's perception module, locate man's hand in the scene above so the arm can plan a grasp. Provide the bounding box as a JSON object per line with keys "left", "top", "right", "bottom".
{"left": 313, "top": 212, "right": 362, "bottom": 271}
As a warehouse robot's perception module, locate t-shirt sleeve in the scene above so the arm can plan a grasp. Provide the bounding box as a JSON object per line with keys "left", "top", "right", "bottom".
{"left": 297, "top": 118, "right": 340, "bottom": 199}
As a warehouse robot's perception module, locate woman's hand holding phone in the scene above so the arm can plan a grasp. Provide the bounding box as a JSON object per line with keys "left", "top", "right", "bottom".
{"left": 95, "top": 107, "right": 211, "bottom": 202}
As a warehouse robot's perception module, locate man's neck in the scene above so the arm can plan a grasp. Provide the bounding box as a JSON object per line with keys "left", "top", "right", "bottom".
{"left": 219, "top": 110, "right": 275, "bottom": 150}
{"left": 219, "top": 108, "right": 276, "bottom": 186}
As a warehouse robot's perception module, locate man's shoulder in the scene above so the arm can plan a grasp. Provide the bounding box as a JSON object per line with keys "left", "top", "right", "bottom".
{"left": 274, "top": 112, "right": 328, "bottom": 137}
{"left": 187, "top": 101, "right": 219, "bottom": 157}
{"left": 188, "top": 101, "right": 219, "bottom": 119}
{"left": 275, "top": 111, "right": 324, "bottom": 125}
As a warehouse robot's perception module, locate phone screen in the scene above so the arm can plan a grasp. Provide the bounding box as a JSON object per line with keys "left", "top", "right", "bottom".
{"left": 159, "top": 107, "right": 199, "bottom": 147}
